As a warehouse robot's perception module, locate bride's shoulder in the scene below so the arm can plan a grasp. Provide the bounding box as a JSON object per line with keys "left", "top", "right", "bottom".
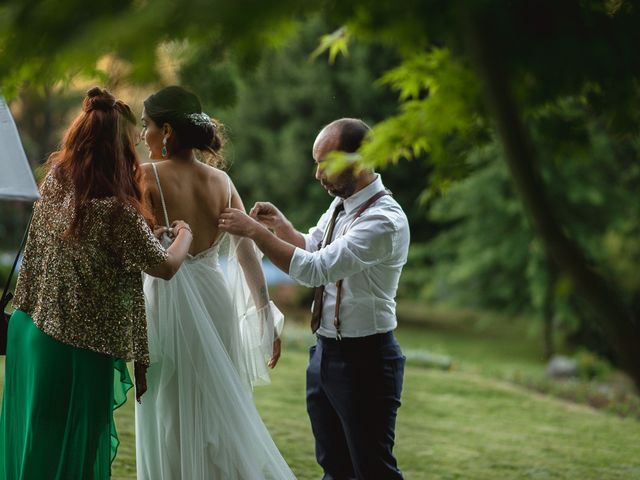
{"left": 199, "top": 163, "right": 231, "bottom": 184}
{"left": 139, "top": 161, "right": 157, "bottom": 178}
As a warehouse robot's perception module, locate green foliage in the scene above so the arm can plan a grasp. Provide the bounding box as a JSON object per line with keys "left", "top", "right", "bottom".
{"left": 3, "top": 0, "right": 640, "bottom": 374}
{"left": 574, "top": 349, "right": 612, "bottom": 381}
{"left": 310, "top": 27, "right": 349, "bottom": 65}
{"left": 0, "top": 204, "right": 31, "bottom": 253}
{"left": 0, "top": 263, "right": 13, "bottom": 293}
{"left": 0, "top": 0, "right": 318, "bottom": 96}
{"left": 414, "top": 98, "right": 640, "bottom": 354}
{"left": 361, "top": 48, "right": 485, "bottom": 194}
{"left": 178, "top": 42, "right": 239, "bottom": 110}
{"left": 396, "top": 243, "right": 432, "bottom": 299}
{"left": 198, "top": 16, "right": 432, "bottom": 234}
{"left": 420, "top": 143, "right": 536, "bottom": 310}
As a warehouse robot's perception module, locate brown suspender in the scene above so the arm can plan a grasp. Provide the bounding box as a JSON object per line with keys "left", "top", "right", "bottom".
{"left": 334, "top": 189, "right": 391, "bottom": 339}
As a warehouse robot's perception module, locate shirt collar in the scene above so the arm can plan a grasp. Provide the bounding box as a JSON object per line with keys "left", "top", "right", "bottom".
{"left": 341, "top": 174, "right": 385, "bottom": 215}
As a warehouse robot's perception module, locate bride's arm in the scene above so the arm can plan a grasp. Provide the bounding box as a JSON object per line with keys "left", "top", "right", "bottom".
{"left": 229, "top": 187, "right": 270, "bottom": 307}
{"left": 228, "top": 184, "right": 282, "bottom": 368}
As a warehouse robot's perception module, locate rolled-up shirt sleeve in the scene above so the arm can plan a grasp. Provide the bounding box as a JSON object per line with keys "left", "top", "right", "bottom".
{"left": 289, "top": 213, "right": 396, "bottom": 287}
{"left": 302, "top": 231, "right": 320, "bottom": 253}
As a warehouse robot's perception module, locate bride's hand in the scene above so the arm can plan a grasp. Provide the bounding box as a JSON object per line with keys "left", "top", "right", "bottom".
{"left": 134, "top": 361, "right": 148, "bottom": 403}
{"left": 268, "top": 337, "right": 281, "bottom": 369}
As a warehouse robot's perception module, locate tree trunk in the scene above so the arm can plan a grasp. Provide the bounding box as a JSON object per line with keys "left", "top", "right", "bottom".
{"left": 463, "top": 10, "right": 640, "bottom": 389}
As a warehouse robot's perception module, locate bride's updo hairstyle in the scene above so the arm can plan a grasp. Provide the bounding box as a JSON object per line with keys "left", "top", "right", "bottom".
{"left": 143, "top": 86, "right": 225, "bottom": 167}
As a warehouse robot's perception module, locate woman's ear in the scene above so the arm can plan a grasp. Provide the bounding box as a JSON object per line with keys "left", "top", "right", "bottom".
{"left": 162, "top": 123, "right": 173, "bottom": 138}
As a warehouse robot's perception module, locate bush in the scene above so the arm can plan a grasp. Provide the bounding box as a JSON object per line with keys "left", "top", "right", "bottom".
{"left": 574, "top": 349, "right": 612, "bottom": 381}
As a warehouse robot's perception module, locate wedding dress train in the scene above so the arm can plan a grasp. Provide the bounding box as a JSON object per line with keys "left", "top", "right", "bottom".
{"left": 135, "top": 164, "right": 295, "bottom": 479}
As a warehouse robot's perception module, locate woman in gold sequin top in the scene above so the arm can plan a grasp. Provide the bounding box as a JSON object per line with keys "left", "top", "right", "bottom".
{"left": 0, "top": 87, "right": 193, "bottom": 480}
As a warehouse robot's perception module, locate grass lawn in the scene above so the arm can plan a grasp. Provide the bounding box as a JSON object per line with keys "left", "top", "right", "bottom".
{"left": 2, "top": 305, "right": 639, "bottom": 479}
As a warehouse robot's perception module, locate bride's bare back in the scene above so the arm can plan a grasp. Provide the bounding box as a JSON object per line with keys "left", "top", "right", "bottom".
{"left": 142, "top": 160, "right": 240, "bottom": 256}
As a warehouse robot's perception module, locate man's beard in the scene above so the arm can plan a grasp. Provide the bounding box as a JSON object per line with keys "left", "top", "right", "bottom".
{"left": 322, "top": 170, "right": 358, "bottom": 198}
{"left": 323, "top": 181, "right": 356, "bottom": 198}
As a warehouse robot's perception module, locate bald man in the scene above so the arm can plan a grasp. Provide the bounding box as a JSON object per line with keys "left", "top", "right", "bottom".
{"left": 220, "top": 118, "right": 410, "bottom": 480}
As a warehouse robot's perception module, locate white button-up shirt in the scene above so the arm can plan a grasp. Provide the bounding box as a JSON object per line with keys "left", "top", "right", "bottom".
{"left": 289, "top": 175, "right": 410, "bottom": 338}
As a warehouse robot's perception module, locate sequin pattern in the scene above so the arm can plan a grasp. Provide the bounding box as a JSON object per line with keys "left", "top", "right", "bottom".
{"left": 13, "top": 173, "right": 168, "bottom": 365}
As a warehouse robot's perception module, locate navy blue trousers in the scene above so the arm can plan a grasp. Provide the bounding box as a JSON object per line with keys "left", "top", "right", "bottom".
{"left": 306, "top": 332, "right": 405, "bottom": 480}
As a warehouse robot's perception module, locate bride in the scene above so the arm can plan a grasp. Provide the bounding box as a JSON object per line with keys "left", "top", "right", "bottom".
{"left": 135, "top": 86, "right": 296, "bottom": 479}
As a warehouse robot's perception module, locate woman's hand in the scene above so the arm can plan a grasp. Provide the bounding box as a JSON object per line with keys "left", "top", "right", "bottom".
{"left": 144, "top": 220, "right": 192, "bottom": 280}
{"left": 134, "top": 361, "right": 148, "bottom": 403}
{"left": 153, "top": 226, "right": 169, "bottom": 239}
{"left": 268, "top": 337, "right": 281, "bottom": 369}
{"left": 169, "top": 220, "right": 192, "bottom": 239}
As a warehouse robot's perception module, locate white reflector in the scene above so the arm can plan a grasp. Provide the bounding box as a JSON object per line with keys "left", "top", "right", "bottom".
{"left": 0, "top": 97, "right": 39, "bottom": 201}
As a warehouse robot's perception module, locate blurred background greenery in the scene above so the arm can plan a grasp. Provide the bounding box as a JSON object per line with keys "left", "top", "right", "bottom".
{"left": 1, "top": 1, "right": 639, "bottom": 477}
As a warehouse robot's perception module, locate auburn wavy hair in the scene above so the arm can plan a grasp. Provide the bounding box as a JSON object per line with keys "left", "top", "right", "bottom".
{"left": 46, "top": 87, "right": 153, "bottom": 238}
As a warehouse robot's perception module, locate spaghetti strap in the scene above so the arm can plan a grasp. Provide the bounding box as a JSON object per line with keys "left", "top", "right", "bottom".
{"left": 226, "top": 173, "right": 232, "bottom": 208}
{"left": 151, "top": 163, "right": 171, "bottom": 228}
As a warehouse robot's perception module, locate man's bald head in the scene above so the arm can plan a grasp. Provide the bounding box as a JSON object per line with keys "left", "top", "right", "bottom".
{"left": 312, "top": 118, "right": 375, "bottom": 198}
{"left": 313, "top": 118, "right": 371, "bottom": 160}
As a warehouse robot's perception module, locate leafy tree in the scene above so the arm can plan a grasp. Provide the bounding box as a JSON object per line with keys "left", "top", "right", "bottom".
{"left": 2, "top": 0, "right": 640, "bottom": 387}
{"left": 179, "top": 16, "right": 433, "bottom": 237}
{"left": 422, "top": 99, "right": 640, "bottom": 359}
{"left": 318, "top": 1, "right": 640, "bottom": 387}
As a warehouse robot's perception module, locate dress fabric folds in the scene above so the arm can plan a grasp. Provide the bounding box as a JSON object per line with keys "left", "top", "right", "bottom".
{"left": 0, "top": 309, "right": 132, "bottom": 480}
{"left": 135, "top": 240, "right": 294, "bottom": 479}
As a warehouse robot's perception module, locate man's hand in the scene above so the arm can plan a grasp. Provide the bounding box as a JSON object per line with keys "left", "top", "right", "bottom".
{"left": 250, "top": 202, "right": 305, "bottom": 248}
{"left": 221, "top": 207, "right": 296, "bottom": 274}
{"left": 134, "top": 361, "right": 148, "bottom": 403}
{"left": 219, "top": 208, "right": 263, "bottom": 238}
{"left": 268, "top": 337, "right": 282, "bottom": 369}
{"left": 250, "top": 202, "right": 290, "bottom": 234}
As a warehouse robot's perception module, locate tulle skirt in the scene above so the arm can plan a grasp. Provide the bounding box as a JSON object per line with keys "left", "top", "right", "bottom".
{"left": 0, "top": 309, "right": 132, "bottom": 480}
{"left": 136, "top": 255, "right": 295, "bottom": 479}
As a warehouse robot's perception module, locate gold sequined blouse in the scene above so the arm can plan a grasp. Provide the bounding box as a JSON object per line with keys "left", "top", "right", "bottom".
{"left": 13, "top": 172, "right": 168, "bottom": 365}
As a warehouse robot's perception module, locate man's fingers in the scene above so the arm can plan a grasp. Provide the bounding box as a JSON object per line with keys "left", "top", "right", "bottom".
{"left": 249, "top": 204, "right": 262, "bottom": 217}
{"left": 250, "top": 202, "right": 274, "bottom": 217}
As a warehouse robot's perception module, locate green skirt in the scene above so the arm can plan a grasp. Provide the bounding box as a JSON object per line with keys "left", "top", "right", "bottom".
{"left": 0, "top": 310, "right": 133, "bottom": 479}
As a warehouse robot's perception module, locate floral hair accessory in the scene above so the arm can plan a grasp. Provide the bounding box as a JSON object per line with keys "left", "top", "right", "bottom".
{"left": 186, "top": 112, "right": 213, "bottom": 127}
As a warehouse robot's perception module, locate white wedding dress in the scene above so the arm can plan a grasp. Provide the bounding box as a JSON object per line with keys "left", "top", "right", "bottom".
{"left": 135, "top": 164, "right": 296, "bottom": 479}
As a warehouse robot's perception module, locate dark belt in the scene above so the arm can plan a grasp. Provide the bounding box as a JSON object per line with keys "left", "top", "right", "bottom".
{"left": 317, "top": 331, "right": 396, "bottom": 350}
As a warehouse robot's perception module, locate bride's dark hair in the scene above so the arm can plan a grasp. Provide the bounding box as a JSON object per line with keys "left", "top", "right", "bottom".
{"left": 143, "top": 86, "right": 225, "bottom": 167}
